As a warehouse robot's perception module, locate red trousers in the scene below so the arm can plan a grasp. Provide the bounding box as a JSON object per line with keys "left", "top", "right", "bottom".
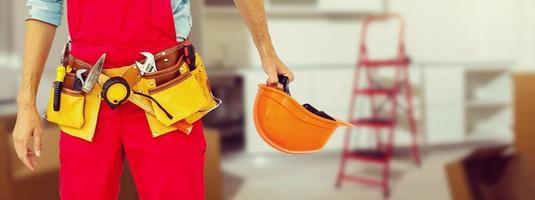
{"left": 59, "top": 101, "right": 206, "bottom": 200}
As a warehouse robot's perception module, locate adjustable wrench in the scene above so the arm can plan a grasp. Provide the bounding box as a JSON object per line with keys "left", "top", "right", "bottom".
{"left": 135, "top": 52, "right": 157, "bottom": 75}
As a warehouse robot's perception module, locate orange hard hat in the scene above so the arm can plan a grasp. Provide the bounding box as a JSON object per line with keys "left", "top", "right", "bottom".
{"left": 253, "top": 75, "right": 353, "bottom": 154}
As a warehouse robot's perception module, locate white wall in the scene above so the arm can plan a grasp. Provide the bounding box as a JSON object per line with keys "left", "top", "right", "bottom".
{"left": 514, "top": 0, "right": 535, "bottom": 70}
{"left": 203, "top": 0, "right": 535, "bottom": 70}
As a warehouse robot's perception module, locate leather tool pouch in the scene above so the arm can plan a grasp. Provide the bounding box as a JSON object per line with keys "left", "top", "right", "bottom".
{"left": 46, "top": 86, "right": 85, "bottom": 128}
{"left": 143, "top": 58, "right": 184, "bottom": 86}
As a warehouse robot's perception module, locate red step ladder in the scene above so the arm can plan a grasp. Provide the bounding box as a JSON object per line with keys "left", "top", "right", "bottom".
{"left": 335, "top": 14, "right": 421, "bottom": 198}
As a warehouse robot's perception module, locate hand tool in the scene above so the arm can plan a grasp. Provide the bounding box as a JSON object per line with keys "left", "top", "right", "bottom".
{"left": 53, "top": 66, "right": 66, "bottom": 111}
{"left": 52, "top": 42, "right": 71, "bottom": 111}
{"left": 102, "top": 77, "right": 131, "bottom": 109}
{"left": 135, "top": 52, "right": 157, "bottom": 75}
{"left": 82, "top": 54, "right": 106, "bottom": 93}
{"left": 183, "top": 44, "right": 197, "bottom": 71}
{"left": 73, "top": 69, "right": 88, "bottom": 91}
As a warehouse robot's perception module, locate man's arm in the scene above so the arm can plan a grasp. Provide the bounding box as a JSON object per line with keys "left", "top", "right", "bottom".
{"left": 13, "top": 20, "right": 57, "bottom": 171}
{"left": 233, "top": 0, "right": 294, "bottom": 86}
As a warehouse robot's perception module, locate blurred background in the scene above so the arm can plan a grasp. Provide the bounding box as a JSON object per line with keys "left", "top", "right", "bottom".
{"left": 1, "top": 0, "right": 535, "bottom": 199}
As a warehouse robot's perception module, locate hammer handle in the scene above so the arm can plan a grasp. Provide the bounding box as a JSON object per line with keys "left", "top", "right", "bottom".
{"left": 53, "top": 81, "right": 62, "bottom": 111}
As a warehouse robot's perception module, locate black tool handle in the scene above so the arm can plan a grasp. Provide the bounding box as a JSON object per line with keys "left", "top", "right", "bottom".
{"left": 277, "top": 74, "right": 291, "bottom": 96}
{"left": 73, "top": 78, "right": 83, "bottom": 91}
{"left": 184, "top": 44, "right": 197, "bottom": 71}
{"left": 53, "top": 81, "right": 62, "bottom": 111}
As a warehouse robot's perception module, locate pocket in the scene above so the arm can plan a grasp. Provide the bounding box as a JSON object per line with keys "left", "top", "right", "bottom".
{"left": 46, "top": 86, "right": 85, "bottom": 129}
{"left": 148, "top": 72, "right": 209, "bottom": 126}
{"left": 181, "top": 54, "right": 221, "bottom": 123}
{"left": 146, "top": 61, "right": 190, "bottom": 86}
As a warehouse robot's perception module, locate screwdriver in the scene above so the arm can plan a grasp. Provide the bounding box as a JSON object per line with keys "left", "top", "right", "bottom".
{"left": 53, "top": 66, "right": 66, "bottom": 111}
{"left": 53, "top": 42, "right": 71, "bottom": 111}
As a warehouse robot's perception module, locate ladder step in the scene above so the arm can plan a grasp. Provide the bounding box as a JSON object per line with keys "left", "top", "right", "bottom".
{"left": 346, "top": 149, "right": 389, "bottom": 162}
{"left": 339, "top": 175, "right": 384, "bottom": 186}
{"left": 359, "top": 57, "right": 410, "bottom": 67}
{"left": 350, "top": 118, "right": 395, "bottom": 128}
{"left": 354, "top": 88, "right": 398, "bottom": 96}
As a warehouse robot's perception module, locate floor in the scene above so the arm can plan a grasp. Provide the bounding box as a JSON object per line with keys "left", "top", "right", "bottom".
{"left": 221, "top": 144, "right": 500, "bottom": 200}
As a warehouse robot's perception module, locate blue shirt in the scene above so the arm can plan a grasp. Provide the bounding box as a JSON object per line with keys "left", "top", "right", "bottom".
{"left": 25, "top": 0, "right": 192, "bottom": 41}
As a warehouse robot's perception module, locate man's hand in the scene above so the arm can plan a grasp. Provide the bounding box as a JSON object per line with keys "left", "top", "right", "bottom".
{"left": 234, "top": 0, "right": 294, "bottom": 88}
{"left": 261, "top": 53, "right": 294, "bottom": 89}
{"left": 12, "top": 106, "right": 43, "bottom": 171}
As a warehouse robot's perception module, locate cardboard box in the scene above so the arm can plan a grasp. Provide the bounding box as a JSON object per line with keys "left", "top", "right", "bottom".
{"left": 446, "top": 146, "right": 535, "bottom": 200}
{"left": 513, "top": 73, "right": 535, "bottom": 168}
{"left": 445, "top": 73, "right": 535, "bottom": 200}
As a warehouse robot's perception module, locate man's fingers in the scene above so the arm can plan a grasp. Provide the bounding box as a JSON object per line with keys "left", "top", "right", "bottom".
{"left": 282, "top": 72, "right": 294, "bottom": 82}
{"left": 14, "top": 136, "right": 34, "bottom": 170}
{"left": 16, "top": 147, "right": 33, "bottom": 170}
{"left": 19, "top": 149, "right": 35, "bottom": 171}
{"left": 265, "top": 67, "right": 279, "bottom": 86}
{"left": 278, "top": 68, "right": 294, "bottom": 82}
{"left": 33, "top": 128, "right": 42, "bottom": 157}
{"left": 14, "top": 136, "right": 27, "bottom": 159}
{"left": 25, "top": 150, "right": 36, "bottom": 171}
{"left": 27, "top": 150, "right": 38, "bottom": 167}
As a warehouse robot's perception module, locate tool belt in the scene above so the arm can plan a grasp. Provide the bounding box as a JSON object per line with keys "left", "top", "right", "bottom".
{"left": 45, "top": 42, "right": 221, "bottom": 141}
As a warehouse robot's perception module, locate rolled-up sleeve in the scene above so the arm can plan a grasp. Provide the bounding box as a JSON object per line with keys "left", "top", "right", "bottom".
{"left": 26, "top": 0, "right": 64, "bottom": 26}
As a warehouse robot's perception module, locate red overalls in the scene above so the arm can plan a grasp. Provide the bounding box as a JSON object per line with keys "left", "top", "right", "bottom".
{"left": 60, "top": 0, "right": 206, "bottom": 199}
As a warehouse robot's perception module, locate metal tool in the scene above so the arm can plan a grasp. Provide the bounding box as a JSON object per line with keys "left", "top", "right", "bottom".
{"left": 73, "top": 69, "right": 87, "bottom": 91}
{"left": 135, "top": 52, "right": 157, "bottom": 75}
{"left": 82, "top": 54, "right": 106, "bottom": 93}
{"left": 61, "top": 42, "right": 70, "bottom": 67}
{"left": 52, "top": 42, "right": 71, "bottom": 111}
{"left": 102, "top": 77, "right": 131, "bottom": 109}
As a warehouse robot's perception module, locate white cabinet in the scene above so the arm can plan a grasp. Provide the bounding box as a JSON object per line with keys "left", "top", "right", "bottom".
{"left": 425, "top": 106, "right": 465, "bottom": 143}
{"left": 423, "top": 67, "right": 464, "bottom": 105}
{"left": 419, "top": 63, "right": 513, "bottom": 145}
{"left": 422, "top": 67, "right": 465, "bottom": 143}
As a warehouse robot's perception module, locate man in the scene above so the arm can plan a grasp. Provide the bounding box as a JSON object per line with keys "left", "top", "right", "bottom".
{"left": 12, "top": 0, "right": 294, "bottom": 199}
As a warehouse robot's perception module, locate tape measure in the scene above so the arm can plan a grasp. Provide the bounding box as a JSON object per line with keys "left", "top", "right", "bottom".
{"left": 101, "top": 77, "right": 130, "bottom": 109}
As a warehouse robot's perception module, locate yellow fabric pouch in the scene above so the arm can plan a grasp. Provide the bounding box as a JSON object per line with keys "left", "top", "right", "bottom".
{"left": 184, "top": 53, "right": 220, "bottom": 123}
{"left": 46, "top": 67, "right": 120, "bottom": 142}
{"left": 148, "top": 72, "right": 209, "bottom": 126}
{"left": 46, "top": 87, "right": 85, "bottom": 129}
